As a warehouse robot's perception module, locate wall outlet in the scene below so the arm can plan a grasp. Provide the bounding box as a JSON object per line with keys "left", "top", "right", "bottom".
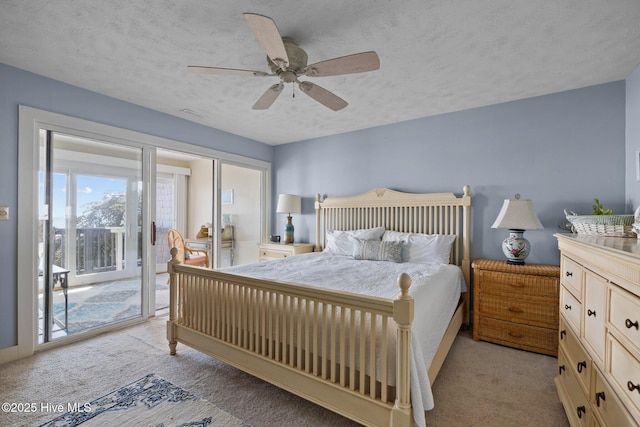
{"left": 0, "top": 206, "right": 9, "bottom": 220}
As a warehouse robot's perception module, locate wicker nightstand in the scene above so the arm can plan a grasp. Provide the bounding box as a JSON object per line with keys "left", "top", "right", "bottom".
{"left": 472, "top": 259, "right": 560, "bottom": 356}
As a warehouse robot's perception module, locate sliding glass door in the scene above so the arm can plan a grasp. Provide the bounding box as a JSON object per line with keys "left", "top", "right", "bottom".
{"left": 38, "top": 131, "right": 149, "bottom": 343}
{"left": 18, "top": 106, "right": 270, "bottom": 357}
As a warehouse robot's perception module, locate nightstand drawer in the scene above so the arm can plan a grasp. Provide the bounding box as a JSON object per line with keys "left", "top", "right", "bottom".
{"left": 260, "top": 249, "right": 290, "bottom": 259}
{"left": 258, "top": 243, "right": 314, "bottom": 261}
{"left": 476, "top": 270, "right": 558, "bottom": 298}
{"left": 477, "top": 294, "right": 558, "bottom": 328}
{"left": 476, "top": 317, "right": 557, "bottom": 354}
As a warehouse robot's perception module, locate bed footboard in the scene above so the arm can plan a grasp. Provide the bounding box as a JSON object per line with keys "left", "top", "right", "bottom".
{"left": 166, "top": 249, "right": 414, "bottom": 427}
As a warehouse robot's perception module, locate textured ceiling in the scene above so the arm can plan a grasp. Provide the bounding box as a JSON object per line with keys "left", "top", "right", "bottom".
{"left": 2, "top": 1, "right": 640, "bottom": 145}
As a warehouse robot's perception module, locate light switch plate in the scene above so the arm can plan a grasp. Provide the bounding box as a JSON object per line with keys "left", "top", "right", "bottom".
{"left": 0, "top": 206, "right": 9, "bottom": 220}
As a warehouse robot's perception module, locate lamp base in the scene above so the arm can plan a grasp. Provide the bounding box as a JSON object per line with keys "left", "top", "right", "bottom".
{"left": 502, "top": 229, "right": 530, "bottom": 265}
{"left": 284, "top": 215, "right": 295, "bottom": 244}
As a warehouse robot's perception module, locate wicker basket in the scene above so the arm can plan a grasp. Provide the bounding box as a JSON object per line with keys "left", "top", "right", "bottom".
{"left": 564, "top": 209, "right": 636, "bottom": 237}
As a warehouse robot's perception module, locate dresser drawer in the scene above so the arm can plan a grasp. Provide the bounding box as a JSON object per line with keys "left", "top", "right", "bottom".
{"left": 476, "top": 316, "right": 557, "bottom": 355}
{"left": 558, "top": 348, "right": 591, "bottom": 426}
{"left": 561, "top": 256, "right": 583, "bottom": 300}
{"left": 609, "top": 286, "right": 640, "bottom": 354}
{"left": 477, "top": 293, "right": 558, "bottom": 328}
{"left": 593, "top": 365, "right": 637, "bottom": 427}
{"left": 560, "top": 317, "right": 591, "bottom": 394}
{"left": 608, "top": 336, "right": 640, "bottom": 420}
{"left": 561, "top": 285, "right": 582, "bottom": 334}
{"left": 476, "top": 270, "right": 558, "bottom": 298}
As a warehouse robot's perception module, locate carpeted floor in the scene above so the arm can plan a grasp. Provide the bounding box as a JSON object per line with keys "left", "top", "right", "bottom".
{"left": 0, "top": 315, "right": 570, "bottom": 427}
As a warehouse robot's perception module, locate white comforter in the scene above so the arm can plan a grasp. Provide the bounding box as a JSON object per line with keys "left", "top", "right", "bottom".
{"left": 221, "top": 252, "right": 466, "bottom": 427}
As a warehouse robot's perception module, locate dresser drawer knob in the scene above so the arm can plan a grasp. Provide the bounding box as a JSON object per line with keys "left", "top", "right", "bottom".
{"left": 508, "top": 307, "right": 523, "bottom": 313}
{"left": 625, "top": 318, "right": 639, "bottom": 330}
{"left": 595, "top": 391, "right": 605, "bottom": 407}
{"left": 587, "top": 309, "right": 596, "bottom": 317}
{"left": 558, "top": 365, "right": 565, "bottom": 375}
{"left": 560, "top": 330, "right": 566, "bottom": 340}
{"left": 565, "top": 271, "right": 573, "bottom": 277}
{"left": 507, "top": 331, "right": 524, "bottom": 339}
{"left": 576, "top": 406, "right": 586, "bottom": 419}
{"left": 577, "top": 361, "right": 587, "bottom": 373}
{"left": 629, "top": 381, "right": 640, "bottom": 394}
{"left": 564, "top": 304, "right": 571, "bottom": 311}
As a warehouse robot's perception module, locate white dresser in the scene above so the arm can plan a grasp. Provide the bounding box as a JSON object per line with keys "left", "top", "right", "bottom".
{"left": 555, "top": 233, "right": 640, "bottom": 426}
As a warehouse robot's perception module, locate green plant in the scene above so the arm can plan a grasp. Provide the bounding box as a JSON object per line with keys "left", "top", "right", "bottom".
{"left": 592, "top": 198, "right": 613, "bottom": 215}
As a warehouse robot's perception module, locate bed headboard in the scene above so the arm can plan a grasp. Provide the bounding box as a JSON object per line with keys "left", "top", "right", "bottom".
{"left": 314, "top": 186, "right": 472, "bottom": 288}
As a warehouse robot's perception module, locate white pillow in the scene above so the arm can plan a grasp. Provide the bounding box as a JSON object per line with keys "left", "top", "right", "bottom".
{"left": 382, "top": 230, "right": 456, "bottom": 264}
{"left": 323, "top": 227, "right": 385, "bottom": 256}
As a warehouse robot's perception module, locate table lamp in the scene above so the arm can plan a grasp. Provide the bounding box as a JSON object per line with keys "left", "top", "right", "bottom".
{"left": 491, "top": 193, "right": 543, "bottom": 265}
{"left": 276, "top": 194, "right": 301, "bottom": 244}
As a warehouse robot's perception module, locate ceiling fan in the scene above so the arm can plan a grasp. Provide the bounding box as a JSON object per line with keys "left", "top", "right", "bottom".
{"left": 188, "top": 13, "right": 380, "bottom": 111}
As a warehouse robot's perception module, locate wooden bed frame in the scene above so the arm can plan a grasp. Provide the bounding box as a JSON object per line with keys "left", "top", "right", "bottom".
{"left": 167, "top": 186, "right": 471, "bottom": 427}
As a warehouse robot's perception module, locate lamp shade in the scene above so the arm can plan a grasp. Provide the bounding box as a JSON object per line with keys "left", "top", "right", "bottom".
{"left": 276, "top": 194, "right": 301, "bottom": 215}
{"left": 491, "top": 196, "right": 543, "bottom": 230}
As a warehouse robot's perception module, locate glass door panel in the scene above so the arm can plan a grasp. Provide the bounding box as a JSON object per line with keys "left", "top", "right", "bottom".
{"left": 219, "top": 163, "right": 263, "bottom": 267}
{"left": 38, "top": 131, "right": 145, "bottom": 343}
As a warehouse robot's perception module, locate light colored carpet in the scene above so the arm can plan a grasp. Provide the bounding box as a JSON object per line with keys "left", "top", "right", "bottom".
{"left": 0, "top": 314, "right": 569, "bottom": 427}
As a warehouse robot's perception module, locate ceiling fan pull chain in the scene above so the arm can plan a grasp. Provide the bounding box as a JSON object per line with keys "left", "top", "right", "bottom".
{"left": 292, "top": 84, "right": 296, "bottom": 99}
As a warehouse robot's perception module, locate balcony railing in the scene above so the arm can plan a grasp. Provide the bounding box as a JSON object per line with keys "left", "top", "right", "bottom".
{"left": 53, "top": 227, "right": 141, "bottom": 276}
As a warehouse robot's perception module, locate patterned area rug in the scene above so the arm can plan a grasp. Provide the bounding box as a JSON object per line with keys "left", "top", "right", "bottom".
{"left": 52, "top": 278, "right": 169, "bottom": 334}
{"left": 39, "top": 374, "right": 247, "bottom": 427}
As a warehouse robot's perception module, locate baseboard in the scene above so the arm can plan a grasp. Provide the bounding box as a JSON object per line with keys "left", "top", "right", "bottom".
{"left": 0, "top": 344, "right": 20, "bottom": 365}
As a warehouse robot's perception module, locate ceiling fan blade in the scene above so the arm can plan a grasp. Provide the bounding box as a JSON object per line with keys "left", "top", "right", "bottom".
{"left": 243, "top": 13, "right": 289, "bottom": 70}
{"left": 298, "top": 81, "right": 348, "bottom": 111}
{"left": 252, "top": 83, "right": 284, "bottom": 110}
{"left": 187, "top": 66, "right": 270, "bottom": 77}
{"left": 304, "top": 51, "right": 380, "bottom": 77}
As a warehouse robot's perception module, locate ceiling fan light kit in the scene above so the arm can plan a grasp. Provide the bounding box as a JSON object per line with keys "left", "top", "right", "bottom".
{"left": 188, "top": 13, "right": 380, "bottom": 111}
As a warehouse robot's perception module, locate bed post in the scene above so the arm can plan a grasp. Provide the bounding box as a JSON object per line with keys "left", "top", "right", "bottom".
{"left": 391, "top": 272, "right": 414, "bottom": 426}
{"left": 314, "top": 193, "right": 322, "bottom": 252}
{"left": 461, "top": 185, "right": 471, "bottom": 325}
{"left": 167, "top": 247, "right": 179, "bottom": 355}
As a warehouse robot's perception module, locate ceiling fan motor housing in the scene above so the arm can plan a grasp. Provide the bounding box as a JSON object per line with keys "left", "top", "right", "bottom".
{"left": 268, "top": 37, "right": 308, "bottom": 81}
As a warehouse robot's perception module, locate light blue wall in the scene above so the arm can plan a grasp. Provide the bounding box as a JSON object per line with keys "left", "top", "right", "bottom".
{"left": 627, "top": 63, "right": 640, "bottom": 208}
{"left": 273, "top": 82, "right": 627, "bottom": 266}
{"left": 0, "top": 63, "right": 273, "bottom": 350}
{"left": 0, "top": 62, "right": 631, "bottom": 352}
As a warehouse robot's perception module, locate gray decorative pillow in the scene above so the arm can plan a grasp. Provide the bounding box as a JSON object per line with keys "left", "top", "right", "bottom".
{"left": 352, "top": 238, "right": 403, "bottom": 262}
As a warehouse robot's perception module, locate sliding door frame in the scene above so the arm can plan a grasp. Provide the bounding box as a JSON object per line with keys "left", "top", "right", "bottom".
{"left": 17, "top": 106, "right": 271, "bottom": 358}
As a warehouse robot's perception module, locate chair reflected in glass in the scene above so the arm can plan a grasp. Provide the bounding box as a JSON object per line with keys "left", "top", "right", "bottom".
{"left": 167, "top": 229, "right": 209, "bottom": 267}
